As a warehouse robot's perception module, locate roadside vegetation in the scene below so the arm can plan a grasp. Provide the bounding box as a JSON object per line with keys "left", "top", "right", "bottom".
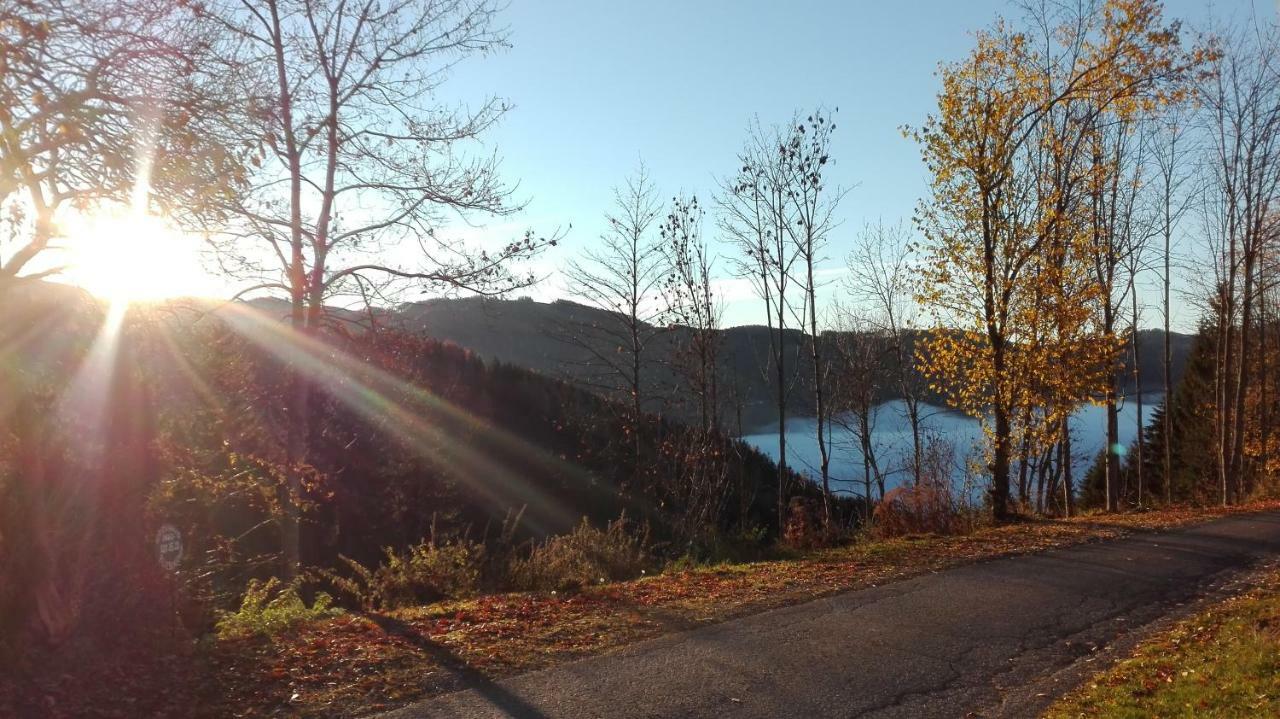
{"left": 6, "top": 501, "right": 1278, "bottom": 718}
{"left": 1048, "top": 566, "right": 1280, "bottom": 719}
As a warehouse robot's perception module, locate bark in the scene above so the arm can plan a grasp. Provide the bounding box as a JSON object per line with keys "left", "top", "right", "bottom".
{"left": 808, "top": 292, "right": 831, "bottom": 524}
{"left": 992, "top": 404, "right": 1013, "bottom": 521}
{"left": 1103, "top": 300, "right": 1121, "bottom": 512}
{"left": 1131, "top": 296, "right": 1144, "bottom": 508}
{"left": 860, "top": 409, "right": 875, "bottom": 523}
{"left": 268, "top": 0, "right": 307, "bottom": 578}
{"left": 776, "top": 311, "right": 788, "bottom": 530}
{"left": 1163, "top": 216, "right": 1173, "bottom": 504}
{"left": 1061, "top": 417, "right": 1075, "bottom": 517}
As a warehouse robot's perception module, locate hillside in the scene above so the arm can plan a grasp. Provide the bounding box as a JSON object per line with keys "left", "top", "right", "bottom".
{"left": 19, "top": 286, "right": 1189, "bottom": 430}
{"left": 393, "top": 296, "right": 1195, "bottom": 429}
{"left": 1, "top": 283, "right": 806, "bottom": 547}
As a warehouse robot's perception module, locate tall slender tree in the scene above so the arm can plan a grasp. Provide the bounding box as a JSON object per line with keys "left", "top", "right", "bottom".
{"left": 719, "top": 118, "right": 801, "bottom": 530}
{"left": 1148, "top": 109, "right": 1194, "bottom": 504}
{"left": 847, "top": 221, "right": 925, "bottom": 487}
{"left": 560, "top": 165, "right": 663, "bottom": 479}
{"left": 660, "top": 194, "right": 720, "bottom": 434}
{"left": 785, "top": 109, "right": 843, "bottom": 523}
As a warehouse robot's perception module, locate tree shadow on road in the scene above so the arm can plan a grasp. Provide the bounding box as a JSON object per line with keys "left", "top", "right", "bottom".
{"left": 362, "top": 612, "right": 550, "bottom": 718}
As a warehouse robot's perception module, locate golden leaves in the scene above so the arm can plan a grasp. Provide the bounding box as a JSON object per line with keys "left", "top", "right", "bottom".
{"left": 909, "top": 0, "right": 1190, "bottom": 467}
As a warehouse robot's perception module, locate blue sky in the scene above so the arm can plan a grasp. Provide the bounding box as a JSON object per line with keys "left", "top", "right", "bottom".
{"left": 442, "top": 0, "right": 1277, "bottom": 329}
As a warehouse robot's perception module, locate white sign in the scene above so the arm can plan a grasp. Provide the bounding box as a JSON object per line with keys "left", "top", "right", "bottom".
{"left": 156, "top": 524, "right": 183, "bottom": 572}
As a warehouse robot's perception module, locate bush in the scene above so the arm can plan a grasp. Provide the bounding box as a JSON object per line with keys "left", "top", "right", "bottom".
{"left": 872, "top": 435, "right": 985, "bottom": 539}
{"left": 508, "top": 516, "right": 650, "bottom": 592}
{"left": 215, "top": 578, "right": 340, "bottom": 639}
{"left": 872, "top": 483, "right": 962, "bottom": 538}
{"left": 317, "top": 539, "right": 487, "bottom": 610}
{"left": 667, "top": 524, "right": 777, "bottom": 570}
{"left": 782, "top": 496, "right": 841, "bottom": 549}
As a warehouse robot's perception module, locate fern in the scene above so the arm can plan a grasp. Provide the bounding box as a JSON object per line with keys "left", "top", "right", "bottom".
{"left": 215, "top": 578, "right": 341, "bottom": 639}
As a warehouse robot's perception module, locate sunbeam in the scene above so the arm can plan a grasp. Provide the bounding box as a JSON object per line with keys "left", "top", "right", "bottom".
{"left": 56, "top": 298, "right": 129, "bottom": 460}
{"left": 215, "top": 303, "right": 610, "bottom": 534}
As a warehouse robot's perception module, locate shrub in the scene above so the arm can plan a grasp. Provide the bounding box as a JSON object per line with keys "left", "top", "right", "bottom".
{"left": 782, "top": 496, "right": 841, "bottom": 549}
{"left": 871, "top": 483, "right": 962, "bottom": 538}
{"left": 317, "top": 539, "right": 487, "bottom": 610}
{"left": 667, "top": 524, "right": 778, "bottom": 570}
{"left": 508, "top": 516, "right": 650, "bottom": 592}
{"left": 871, "top": 435, "right": 987, "bottom": 539}
{"left": 215, "top": 578, "right": 340, "bottom": 639}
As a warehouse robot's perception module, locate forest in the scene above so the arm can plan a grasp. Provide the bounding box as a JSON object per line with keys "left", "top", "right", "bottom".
{"left": 1, "top": 0, "right": 1278, "bottom": 715}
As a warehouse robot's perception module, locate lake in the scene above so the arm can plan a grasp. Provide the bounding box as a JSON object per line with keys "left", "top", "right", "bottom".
{"left": 741, "top": 395, "right": 1164, "bottom": 499}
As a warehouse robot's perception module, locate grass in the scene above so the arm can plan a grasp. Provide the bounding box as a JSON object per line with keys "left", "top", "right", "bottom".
{"left": 7, "top": 501, "right": 1280, "bottom": 718}
{"left": 1047, "top": 566, "right": 1280, "bottom": 719}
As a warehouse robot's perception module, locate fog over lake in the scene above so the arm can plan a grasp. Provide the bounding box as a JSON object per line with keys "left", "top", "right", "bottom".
{"left": 742, "top": 395, "right": 1165, "bottom": 499}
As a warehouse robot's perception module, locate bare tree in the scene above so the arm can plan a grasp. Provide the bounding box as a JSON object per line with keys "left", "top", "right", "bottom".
{"left": 1198, "top": 21, "right": 1280, "bottom": 505}
{"left": 784, "top": 108, "right": 844, "bottom": 525}
{"left": 560, "top": 165, "right": 663, "bottom": 475}
{"left": 1147, "top": 107, "right": 1195, "bottom": 504}
{"left": 847, "top": 220, "right": 926, "bottom": 487}
{"left": 1118, "top": 130, "right": 1152, "bottom": 507}
{"left": 0, "top": 0, "right": 227, "bottom": 290}
{"left": 718, "top": 117, "right": 801, "bottom": 530}
{"left": 209, "top": 0, "right": 554, "bottom": 575}
{"left": 1084, "top": 112, "right": 1146, "bottom": 511}
{"left": 828, "top": 307, "right": 885, "bottom": 521}
{"left": 660, "top": 194, "right": 720, "bottom": 434}
{"left": 659, "top": 193, "right": 730, "bottom": 538}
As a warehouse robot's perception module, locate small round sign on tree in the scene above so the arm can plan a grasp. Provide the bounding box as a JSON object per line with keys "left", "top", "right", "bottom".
{"left": 155, "top": 524, "right": 183, "bottom": 572}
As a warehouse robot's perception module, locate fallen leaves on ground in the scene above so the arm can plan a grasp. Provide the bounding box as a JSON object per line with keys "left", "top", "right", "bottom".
{"left": 7, "top": 500, "right": 1279, "bottom": 718}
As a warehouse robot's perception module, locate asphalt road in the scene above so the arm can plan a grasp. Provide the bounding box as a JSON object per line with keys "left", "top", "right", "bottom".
{"left": 382, "top": 511, "right": 1280, "bottom": 719}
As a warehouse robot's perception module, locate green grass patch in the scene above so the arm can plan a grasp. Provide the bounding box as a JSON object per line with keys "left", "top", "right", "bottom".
{"left": 1048, "top": 570, "right": 1280, "bottom": 718}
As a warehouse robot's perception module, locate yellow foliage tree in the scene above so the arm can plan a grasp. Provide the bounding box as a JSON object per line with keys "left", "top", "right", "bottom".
{"left": 910, "top": 0, "right": 1202, "bottom": 520}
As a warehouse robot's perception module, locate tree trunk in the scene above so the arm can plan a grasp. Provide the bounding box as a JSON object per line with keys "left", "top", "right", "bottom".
{"left": 1131, "top": 293, "right": 1144, "bottom": 508}
{"left": 1163, "top": 225, "right": 1173, "bottom": 504}
{"left": 1230, "top": 255, "right": 1255, "bottom": 503}
{"left": 907, "top": 398, "right": 924, "bottom": 487}
{"left": 1105, "top": 384, "right": 1121, "bottom": 511}
{"left": 1104, "top": 300, "right": 1121, "bottom": 512}
{"left": 1061, "top": 417, "right": 1074, "bottom": 518}
{"left": 776, "top": 317, "right": 788, "bottom": 533}
{"left": 269, "top": 0, "right": 307, "bottom": 579}
{"left": 809, "top": 316, "right": 831, "bottom": 525}
{"left": 632, "top": 314, "right": 643, "bottom": 486}
{"left": 861, "top": 415, "right": 874, "bottom": 524}
{"left": 992, "top": 403, "right": 1012, "bottom": 521}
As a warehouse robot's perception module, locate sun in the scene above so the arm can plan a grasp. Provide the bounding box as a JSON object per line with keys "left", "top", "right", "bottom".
{"left": 58, "top": 207, "right": 222, "bottom": 303}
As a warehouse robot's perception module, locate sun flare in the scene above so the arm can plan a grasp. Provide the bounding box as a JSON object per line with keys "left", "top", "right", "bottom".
{"left": 58, "top": 208, "right": 220, "bottom": 304}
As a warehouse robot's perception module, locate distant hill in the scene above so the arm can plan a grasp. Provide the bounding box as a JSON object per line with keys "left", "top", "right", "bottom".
{"left": 394, "top": 296, "right": 813, "bottom": 429}
{"left": 1, "top": 283, "right": 1196, "bottom": 430}
{"left": 390, "top": 296, "right": 1196, "bottom": 429}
